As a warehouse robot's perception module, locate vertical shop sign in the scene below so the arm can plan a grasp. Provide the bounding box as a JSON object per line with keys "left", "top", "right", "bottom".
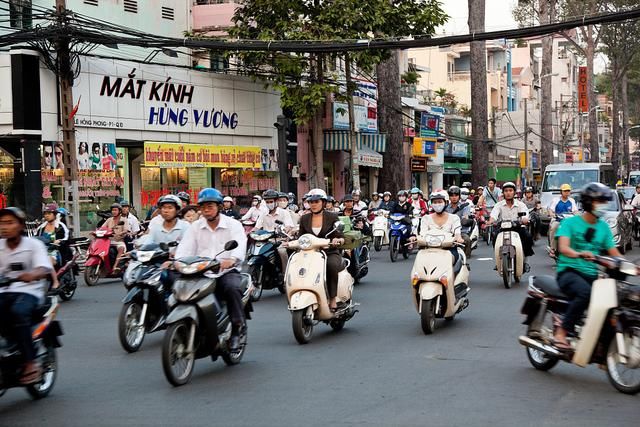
{"left": 578, "top": 67, "right": 588, "bottom": 113}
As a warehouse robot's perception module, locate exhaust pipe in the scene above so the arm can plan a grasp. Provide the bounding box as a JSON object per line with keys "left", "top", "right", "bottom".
{"left": 518, "top": 335, "right": 561, "bottom": 358}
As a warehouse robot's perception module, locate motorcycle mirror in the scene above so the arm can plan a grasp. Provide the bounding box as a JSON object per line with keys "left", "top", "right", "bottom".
{"left": 224, "top": 240, "right": 238, "bottom": 251}
{"left": 334, "top": 221, "right": 345, "bottom": 232}
{"left": 275, "top": 220, "right": 284, "bottom": 225}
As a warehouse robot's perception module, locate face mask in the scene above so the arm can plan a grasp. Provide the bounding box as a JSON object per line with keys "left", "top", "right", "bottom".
{"left": 412, "top": 194, "right": 419, "bottom": 200}
{"left": 432, "top": 203, "right": 445, "bottom": 213}
{"left": 266, "top": 202, "right": 275, "bottom": 211}
{"left": 304, "top": 202, "right": 310, "bottom": 210}
{"left": 398, "top": 196, "right": 406, "bottom": 203}
{"left": 593, "top": 203, "right": 608, "bottom": 218}
{"left": 252, "top": 200, "right": 259, "bottom": 207}
{"left": 461, "top": 194, "right": 468, "bottom": 201}
{"left": 278, "top": 201, "right": 288, "bottom": 209}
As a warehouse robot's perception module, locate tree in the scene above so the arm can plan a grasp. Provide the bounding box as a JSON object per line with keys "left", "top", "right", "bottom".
{"left": 468, "top": 0, "right": 489, "bottom": 185}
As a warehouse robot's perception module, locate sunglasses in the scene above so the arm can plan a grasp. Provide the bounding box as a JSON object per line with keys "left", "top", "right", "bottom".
{"left": 44, "top": 151, "right": 52, "bottom": 157}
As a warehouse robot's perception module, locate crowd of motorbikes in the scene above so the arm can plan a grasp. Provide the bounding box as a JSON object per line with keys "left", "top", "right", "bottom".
{"left": 2, "top": 188, "right": 640, "bottom": 401}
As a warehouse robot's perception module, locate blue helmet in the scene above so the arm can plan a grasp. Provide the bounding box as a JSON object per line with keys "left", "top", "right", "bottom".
{"left": 410, "top": 187, "right": 420, "bottom": 194}
{"left": 57, "top": 207, "right": 70, "bottom": 216}
{"left": 197, "top": 188, "right": 223, "bottom": 205}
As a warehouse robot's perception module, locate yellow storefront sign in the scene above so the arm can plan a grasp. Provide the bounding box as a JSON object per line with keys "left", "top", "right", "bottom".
{"left": 144, "top": 142, "right": 262, "bottom": 168}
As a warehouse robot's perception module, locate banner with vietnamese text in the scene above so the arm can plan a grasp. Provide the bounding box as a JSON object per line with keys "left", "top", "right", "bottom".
{"left": 144, "top": 142, "right": 262, "bottom": 168}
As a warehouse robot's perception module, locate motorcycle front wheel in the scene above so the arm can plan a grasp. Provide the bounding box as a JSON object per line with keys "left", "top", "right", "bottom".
{"left": 502, "top": 256, "right": 512, "bottom": 289}
{"left": 525, "top": 346, "right": 559, "bottom": 371}
{"left": 247, "top": 264, "right": 263, "bottom": 302}
{"left": 373, "top": 236, "right": 382, "bottom": 252}
{"left": 26, "top": 346, "right": 57, "bottom": 400}
{"left": 389, "top": 236, "right": 399, "bottom": 263}
{"left": 162, "top": 321, "right": 195, "bottom": 387}
{"left": 59, "top": 272, "right": 77, "bottom": 301}
{"left": 84, "top": 263, "right": 101, "bottom": 286}
{"left": 118, "top": 301, "right": 146, "bottom": 353}
{"left": 606, "top": 327, "right": 640, "bottom": 395}
{"left": 292, "top": 309, "right": 313, "bottom": 344}
{"left": 420, "top": 299, "right": 436, "bottom": 335}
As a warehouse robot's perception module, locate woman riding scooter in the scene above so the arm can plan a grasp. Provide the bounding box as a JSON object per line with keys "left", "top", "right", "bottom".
{"left": 35, "top": 203, "right": 70, "bottom": 290}
{"left": 296, "top": 188, "right": 345, "bottom": 311}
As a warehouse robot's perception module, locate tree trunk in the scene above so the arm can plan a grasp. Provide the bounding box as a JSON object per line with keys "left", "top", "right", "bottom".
{"left": 540, "top": 0, "right": 555, "bottom": 170}
{"left": 611, "top": 61, "right": 621, "bottom": 176}
{"left": 622, "top": 72, "right": 630, "bottom": 177}
{"left": 468, "top": 0, "right": 488, "bottom": 185}
{"left": 586, "top": 27, "right": 599, "bottom": 163}
{"left": 310, "top": 54, "right": 325, "bottom": 189}
{"left": 377, "top": 50, "right": 407, "bottom": 194}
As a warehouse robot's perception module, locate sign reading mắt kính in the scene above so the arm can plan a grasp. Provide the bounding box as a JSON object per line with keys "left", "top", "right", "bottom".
{"left": 144, "top": 142, "right": 262, "bottom": 168}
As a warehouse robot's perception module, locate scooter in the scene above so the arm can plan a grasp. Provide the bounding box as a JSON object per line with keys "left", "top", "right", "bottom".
{"left": 410, "top": 231, "right": 470, "bottom": 334}
{"left": 161, "top": 241, "right": 253, "bottom": 386}
{"left": 286, "top": 228, "right": 359, "bottom": 344}
{"left": 519, "top": 256, "right": 640, "bottom": 395}
{"left": 0, "top": 277, "right": 63, "bottom": 400}
{"left": 246, "top": 225, "right": 290, "bottom": 301}
{"left": 494, "top": 216, "right": 526, "bottom": 289}
{"left": 118, "top": 239, "right": 173, "bottom": 353}
{"left": 389, "top": 213, "right": 412, "bottom": 262}
{"left": 371, "top": 209, "right": 390, "bottom": 252}
{"left": 53, "top": 239, "right": 86, "bottom": 301}
{"left": 341, "top": 215, "right": 371, "bottom": 283}
{"left": 84, "top": 225, "right": 129, "bottom": 286}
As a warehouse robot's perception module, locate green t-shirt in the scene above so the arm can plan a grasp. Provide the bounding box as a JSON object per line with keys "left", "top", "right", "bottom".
{"left": 556, "top": 215, "right": 615, "bottom": 278}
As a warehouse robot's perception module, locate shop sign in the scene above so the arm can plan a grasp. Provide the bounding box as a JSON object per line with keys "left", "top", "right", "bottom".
{"left": 357, "top": 151, "right": 383, "bottom": 168}
{"left": 143, "top": 142, "right": 262, "bottom": 168}
{"left": 451, "top": 142, "right": 467, "bottom": 158}
{"left": 412, "top": 137, "right": 437, "bottom": 157}
{"left": 420, "top": 113, "right": 440, "bottom": 138}
{"left": 578, "top": 66, "right": 588, "bottom": 113}
{"left": 332, "top": 102, "right": 377, "bottom": 133}
{"left": 410, "top": 157, "right": 427, "bottom": 172}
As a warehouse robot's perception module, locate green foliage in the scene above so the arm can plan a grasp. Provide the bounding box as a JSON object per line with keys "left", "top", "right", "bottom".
{"left": 401, "top": 70, "right": 420, "bottom": 85}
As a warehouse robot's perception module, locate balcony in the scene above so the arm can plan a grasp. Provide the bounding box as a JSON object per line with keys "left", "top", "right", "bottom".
{"left": 192, "top": 0, "right": 238, "bottom": 33}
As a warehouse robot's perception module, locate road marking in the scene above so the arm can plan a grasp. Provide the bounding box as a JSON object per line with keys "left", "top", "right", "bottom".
{"left": 477, "top": 257, "right": 494, "bottom": 261}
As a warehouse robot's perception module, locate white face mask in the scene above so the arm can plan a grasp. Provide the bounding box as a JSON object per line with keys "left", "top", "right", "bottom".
{"left": 461, "top": 194, "right": 468, "bottom": 201}
{"left": 593, "top": 203, "right": 608, "bottom": 218}
{"left": 398, "top": 196, "right": 406, "bottom": 203}
{"left": 278, "top": 201, "right": 288, "bottom": 209}
{"left": 432, "top": 203, "right": 446, "bottom": 213}
{"left": 266, "top": 202, "right": 275, "bottom": 211}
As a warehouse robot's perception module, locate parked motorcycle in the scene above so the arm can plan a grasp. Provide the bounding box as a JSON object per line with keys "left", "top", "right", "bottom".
{"left": 84, "top": 225, "right": 129, "bottom": 286}
{"left": 389, "top": 213, "right": 412, "bottom": 262}
{"left": 286, "top": 228, "right": 359, "bottom": 344}
{"left": 161, "top": 241, "right": 253, "bottom": 386}
{"left": 519, "top": 256, "right": 640, "bottom": 394}
{"left": 247, "top": 225, "right": 290, "bottom": 301}
{"left": 494, "top": 216, "right": 526, "bottom": 289}
{"left": 410, "top": 231, "right": 470, "bottom": 334}
{"left": 118, "top": 240, "right": 174, "bottom": 353}
{"left": 371, "top": 209, "right": 390, "bottom": 252}
{"left": 0, "top": 277, "right": 63, "bottom": 400}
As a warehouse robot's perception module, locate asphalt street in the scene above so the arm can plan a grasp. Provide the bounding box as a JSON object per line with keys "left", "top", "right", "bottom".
{"left": 1, "top": 238, "right": 638, "bottom": 426}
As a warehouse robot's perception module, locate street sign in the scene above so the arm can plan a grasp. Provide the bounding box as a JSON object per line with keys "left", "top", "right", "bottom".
{"left": 410, "top": 157, "right": 427, "bottom": 172}
{"left": 420, "top": 112, "right": 440, "bottom": 138}
{"left": 412, "top": 137, "right": 437, "bottom": 157}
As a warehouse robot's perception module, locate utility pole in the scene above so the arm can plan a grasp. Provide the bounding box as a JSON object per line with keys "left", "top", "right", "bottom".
{"left": 275, "top": 115, "right": 289, "bottom": 193}
{"left": 56, "top": 0, "right": 80, "bottom": 235}
{"left": 491, "top": 108, "right": 497, "bottom": 176}
{"left": 345, "top": 53, "right": 360, "bottom": 192}
{"left": 524, "top": 98, "right": 530, "bottom": 186}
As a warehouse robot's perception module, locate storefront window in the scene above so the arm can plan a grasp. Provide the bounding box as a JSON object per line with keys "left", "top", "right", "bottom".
{"left": 0, "top": 150, "right": 15, "bottom": 208}
{"left": 221, "top": 169, "right": 278, "bottom": 207}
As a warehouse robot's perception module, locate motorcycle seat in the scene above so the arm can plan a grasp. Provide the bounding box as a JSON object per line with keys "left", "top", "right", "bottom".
{"left": 452, "top": 253, "right": 463, "bottom": 275}
{"left": 531, "top": 275, "right": 568, "bottom": 299}
{"left": 239, "top": 273, "right": 251, "bottom": 292}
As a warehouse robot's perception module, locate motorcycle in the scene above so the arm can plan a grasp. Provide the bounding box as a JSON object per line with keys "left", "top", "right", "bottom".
{"left": 519, "top": 256, "right": 640, "bottom": 395}
{"left": 83, "top": 225, "right": 129, "bottom": 286}
{"left": 476, "top": 207, "right": 492, "bottom": 245}
{"left": 53, "top": 239, "right": 86, "bottom": 301}
{"left": 340, "top": 215, "right": 371, "bottom": 283}
{"left": 528, "top": 204, "right": 541, "bottom": 241}
{"left": 371, "top": 209, "right": 390, "bottom": 252}
{"left": 460, "top": 215, "right": 478, "bottom": 256}
{"left": 0, "top": 277, "right": 63, "bottom": 400}
{"left": 410, "top": 231, "right": 470, "bottom": 334}
{"left": 161, "top": 241, "right": 253, "bottom": 386}
{"left": 286, "top": 228, "right": 359, "bottom": 344}
{"left": 118, "top": 240, "right": 174, "bottom": 353}
{"left": 389, "top": 213, "right": 412, "bottom": 262}
{"left": 494, "top": 215, "right": 526, "bottom": 289}
{"left": 246, "top": 225, "right": 290, "bottom": 301}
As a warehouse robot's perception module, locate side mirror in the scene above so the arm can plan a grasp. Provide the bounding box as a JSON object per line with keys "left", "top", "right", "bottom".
{"left": 334, "top": 221, "right": 345, "bottom": 232}
{"left": 224, "top": 240, "right": 238, "bottom": 251}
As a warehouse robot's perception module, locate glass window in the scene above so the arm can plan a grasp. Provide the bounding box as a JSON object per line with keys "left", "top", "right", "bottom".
{"left": 542, "top": 169, "right": 598, "bottom": 192}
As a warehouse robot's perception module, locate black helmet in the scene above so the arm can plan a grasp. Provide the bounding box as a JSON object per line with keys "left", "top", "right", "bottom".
{"left": 120, "top": 200, "right": 131, "bottom": 207}
{"left": 262, "top": 189, "right": 279, "bottom": 200}
{"left": 277, "top": 192, "right": 289, "bottom": 200}
{"left": 342, "top": 194, "right": 354, "bottom": 202}
{"left": 448, "top": 186, "right": 461, "bottom": 196}
{"left": 110, "top": 203, "right": 122, "bottom": 211}
{"left": 177, "top": 191, "right": 190, "bottom": 203}
{"left": 326, "top": 195, "right": 336, "bottom": 204}
{"left": 581, "top": 182, "right": 612, "bottom": 212}
{"left": 524, "top": 186, "right": 533, "bottom": 193}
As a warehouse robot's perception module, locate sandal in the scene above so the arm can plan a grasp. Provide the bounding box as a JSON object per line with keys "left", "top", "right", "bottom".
{"left": 553, "top": 339, "right": 572, "bottom": 351}
{"left": 20, "top": 365, "right": 42, "bottom": 385}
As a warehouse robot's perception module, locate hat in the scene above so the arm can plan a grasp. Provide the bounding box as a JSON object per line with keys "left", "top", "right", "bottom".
{"left": 0, "top": 207, "right": 26, "bottom": 224}
{"left": 560, "top": 184, "right": 572, "bottom": 191}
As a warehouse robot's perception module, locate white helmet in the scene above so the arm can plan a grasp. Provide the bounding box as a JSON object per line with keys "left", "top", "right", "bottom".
{"left": 223, "top": 196, "right": 234, "bottom": 203}
{"left": 306, "top": 188, "right": 327, "bottom": 201}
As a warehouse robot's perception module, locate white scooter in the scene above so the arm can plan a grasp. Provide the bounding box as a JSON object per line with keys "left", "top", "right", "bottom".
{"left": 519, "top": 256, "right": 640, "bottom": 394}
{"left": 371, "top": 209, "right": 390, "bottom": 252}
{"left": 494, "top": 216, "right": 526, "bottom": 289}
{"left": 410, "top": 230, "right": 470, "bottom": 335}
{"left": 285, "top": 228, "right": 359, "bottom": 344}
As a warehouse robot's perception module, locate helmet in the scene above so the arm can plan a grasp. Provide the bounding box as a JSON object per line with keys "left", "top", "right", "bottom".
{"left": 0, "top": 207, "right": 26, "bottom": 225}
{"left": 326, "top": 195, "right": 336, "bottom": 204}
{"left": 120, "top": 200, "right": 131, "bottom": 207}
{"left": 302, "top": 193, "right": 310, "bottom": 201}
{"left": 448, "top": 186, "right": 461, "bottom": 196}
{"left": 580, "top": 182, "right": 612, "bottom": 212}
{"left": 383, "top": 191, "right": 391, "bottom": 197}
{"left": 460, "top": 188, "right": 470, "bottom": 195}
{"left": 223, "top": 196, "right": 234, "bottom": 203}
{"left": 252, "top": 195, "right": 262, "bottom": 202}
{"left": 177, "top": 191, "right": 191, "bottom": 203}
{"left": 342, "top": 194, "right": 354, "bottom": 202}
{"left": 111, "top": 203, "right": 122, "bottom": 211}
{"left": 352, "top": 189, "right": 361, "bottom": 196}
{"left": 307, "top": 188, "right": 327, "bottom": 202}
{"left": 524, "top": 186, "right": 533, "bottom": 193}
{"left": 410, "top": 187, "right": 420, "bottom": 194}
{"left": 57, "top": 207, "right": 69, "bottom": 216}
{"left": 429, "top": 191, "right": 448, "bottom": 203}
{"left": 397, "top": 190, "right": 409, "bottom": 198}
{"left": 43, "top": 203, "right": 58, "bottom": 213}
{"left": 462, "top": 181, "right": 472, "bottom": 189}
{"left": 158, "top": 194, "right": 182, "bottom": 208}
{"left": 197, "top": 188, "right": 223, "bottom": 205}
{"left": 560, "top": 183, "right": 572, "bottom": 191}
{"left": 372, "top": 192, "right": 379, "bottom": 197}
{"left": 502, "top": 182, "right": 517, "bottom": 191}
{"left": 262, "top": 189, "right": 279, "bottom": 200}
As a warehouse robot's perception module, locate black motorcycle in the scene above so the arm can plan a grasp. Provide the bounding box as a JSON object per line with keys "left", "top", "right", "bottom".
{"left": 0, "top": 277, "right": 63, "bottom": 400}
{"left": 246, "top": 226, "right": 289, "bottom": 301}
{"left": 118, "top": 240, "right": 174, "bottom": 353}
{"left": 343, "top": 215, "right": 371, "bottom": 283}
{"left": 161, "top": 241, "right": 253, "bottom": 386}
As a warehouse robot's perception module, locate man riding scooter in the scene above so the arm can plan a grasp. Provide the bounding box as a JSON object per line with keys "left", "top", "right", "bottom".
{"left": 379, "top": 191, "right": 395, "bottom": 211}
{"left": 553, "top": 183, "right": 621, "bottom": 350}
{"left": 0, "top": 207, "right": 52, "bottom": 385}
{"left": 446, "top": 186, "right": 473, "bottom": 258}
{"left": 174, "top": 188, "right": 248, "bottom": 353}
{"left": 522, "top": 187, "right": 541, "bottom": 240}
{"left": 103, "top": 203, "right": 131, "bottom": 274}
{"left": 488, "top": 182, "right": 534, "bottom": 271}
{"left": 255, "top": 189, "right": 294, "bottom": 276}
{"left": 547, "top": 183, "right": 579, "bottom": 257}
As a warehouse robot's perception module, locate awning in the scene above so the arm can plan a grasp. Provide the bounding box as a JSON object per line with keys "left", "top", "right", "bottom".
{"left": 323, "top": 130, "right": 387, "bottom": 152}
{"left": 357, "top": 145, "right": 383, "bottom": 168}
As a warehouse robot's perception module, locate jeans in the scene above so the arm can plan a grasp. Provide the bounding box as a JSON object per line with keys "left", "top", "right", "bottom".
{"left": 0, "top": 292, "right": 39, "bottom": 362}
{"left": 216, "top": 271, "right": 245, "bottom": 332}
{"left": 557, "top": 270, "right": 596, "bottom": 333}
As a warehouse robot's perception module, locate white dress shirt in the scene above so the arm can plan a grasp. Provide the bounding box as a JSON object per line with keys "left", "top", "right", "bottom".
{"left": 255, "top": 207, "right": 294, "bottom": 231}
{"left": 126, "top": 214, "right": 141, "bottom": 234}
{"left": 490, "top": 199, "right": 529, "bottom": 222}
{"left": 175, "top": 215, "right": 247, "bottom": 271}
{"left": 0, "top": 237, "right": 52, "bottom": 301}
{"left": 148, "top": 218, "right": 190, "bottom": 245}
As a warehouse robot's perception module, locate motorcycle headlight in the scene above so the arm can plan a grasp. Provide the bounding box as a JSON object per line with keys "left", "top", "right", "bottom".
{"left": 136, "top": 251, "right": 155, "bottom": 263}
{"left": 250, "top": 232, "right": 272, "bottom": 242}
{"left": 174, "top": 260, "right": 211, "bottom": 275}
{"left": 172, "top": 278, "right": 211, "bottom": 302}
{"left": 123, "top": 262, "right": 143, "bottom": 286}
{"left": 298, "top": 235, "right": 312, "bottom": 250}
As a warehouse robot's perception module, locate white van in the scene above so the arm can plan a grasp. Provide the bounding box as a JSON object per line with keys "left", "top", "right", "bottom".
{"left": 539, "top": 163, "right": 616, "bottom": 228}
